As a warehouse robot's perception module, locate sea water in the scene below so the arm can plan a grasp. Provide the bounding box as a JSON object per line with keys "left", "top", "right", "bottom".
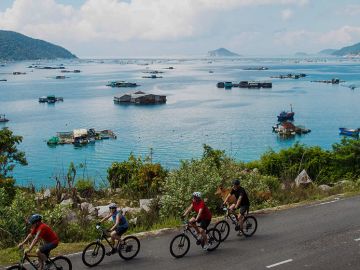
{"left": 0, "top": 58, "right": 359, "bottom": 187}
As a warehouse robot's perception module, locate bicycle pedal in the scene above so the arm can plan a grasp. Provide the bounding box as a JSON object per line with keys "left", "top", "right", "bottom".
{"left": 234, "top": 225, "right": 240, "bottom": 231}
{"left": 196, "top": 239, "right": 201, "bottom": 245}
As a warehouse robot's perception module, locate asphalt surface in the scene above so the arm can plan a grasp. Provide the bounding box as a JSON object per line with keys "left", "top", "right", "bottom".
{"left": 15, "top": 196, "right": 360, "bottom": 269}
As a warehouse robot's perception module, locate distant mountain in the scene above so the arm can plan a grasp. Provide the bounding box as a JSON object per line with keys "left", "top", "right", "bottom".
{"left": 0, "top": 30, "right": 77, "bottom": 61}
{"left": 318, "top": 49, "right": 337, "bottom": 55}
{"left": 332, "top": 42, "right": 360, "bottom": 56}
{"left": 207, "top": 48, "right": 240, "bottom": 57}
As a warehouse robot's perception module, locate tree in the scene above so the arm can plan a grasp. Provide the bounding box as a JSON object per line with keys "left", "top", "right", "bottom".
{"left": 0, "top": 128, "right": 27, "bottom": 179}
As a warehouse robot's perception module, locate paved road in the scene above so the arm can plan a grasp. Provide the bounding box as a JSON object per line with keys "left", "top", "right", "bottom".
{"left": 66, "top": 196, "right": 360, "bottom": 269}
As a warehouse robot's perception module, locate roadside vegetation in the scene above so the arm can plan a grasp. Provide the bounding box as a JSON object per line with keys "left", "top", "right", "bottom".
{"left": 1, "top": 127, "right": 360, "bottom": 265}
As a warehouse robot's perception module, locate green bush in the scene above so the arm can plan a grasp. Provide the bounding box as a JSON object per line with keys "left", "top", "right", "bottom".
{"left": 75, "top": 179, "right": 96, "bottom": 198}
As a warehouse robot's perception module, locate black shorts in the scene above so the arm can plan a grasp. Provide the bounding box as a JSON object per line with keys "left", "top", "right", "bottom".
{"left": 115, "top": 225, "right": 128, "bottom": 236}
{"left": 238, "top": 205, "right": 249, "bottom": 216}
{"left": 39, "top": 242, "right": 58, "bottom": 257}
{"left": 197, "top": 219, "right": 211, "bottom": 230}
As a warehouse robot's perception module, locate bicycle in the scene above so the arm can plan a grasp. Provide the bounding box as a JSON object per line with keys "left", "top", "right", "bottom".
{"left": 7, "top": 247, "right": 72, "bottom": 270}
{"left": 169, "top": 221, "right": 221, "bottom": 258}
{"left": 81, "top": 224, "right": 140, "bottom": 267}
{"left": 214, "top": 206, "right": 257, "bottom": 242}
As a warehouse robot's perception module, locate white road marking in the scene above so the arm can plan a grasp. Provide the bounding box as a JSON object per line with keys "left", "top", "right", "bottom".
{"left": 67, "top": 251, "right": 83, "bottom": 257}
{"left": 266, "top": 259, "right": 293, "bottom": 268}
{"left": 354, "top": 238, "right": 360, "bottom": 242}
{"left": 316, "top": 198, "right": 340, "bottom": 206}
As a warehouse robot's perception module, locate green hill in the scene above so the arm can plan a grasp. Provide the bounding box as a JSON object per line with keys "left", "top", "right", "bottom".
{"left": 332, "top": 42, "right": 360, "bottom": 56}
{"left": 0, "top": 30, "right": 77, "bottom": 61}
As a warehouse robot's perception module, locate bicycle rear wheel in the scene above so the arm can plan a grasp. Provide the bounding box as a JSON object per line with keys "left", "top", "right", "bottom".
{"left": 118, "top": 236, "right": 140, "bottom": 260}
{"left": 206, "top": 228, "right": 221, "bottom": 251}
{"left": 7, "top": 266, "right": 27, "bottom": 270}
{"left": 169, "top": 233, "right": 190, "bottom": 258}
{"left": 242, "top": 216, "right": 257, "bottom": 237}
{"left": 48, "top": 256, "right": 72, "bottom": 270}
{"left": 214, "top": 220, "right": 230, "bottom": 242}
{"left": 81, "top": 242, "right": 105, "bottom": 267}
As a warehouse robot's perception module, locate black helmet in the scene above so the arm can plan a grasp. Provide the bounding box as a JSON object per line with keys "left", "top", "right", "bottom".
{"left": 29, "top": 214, "right": 42, "bottom": 225}
{"left": 232, "top": 179, "right": 240, "bottom": 186}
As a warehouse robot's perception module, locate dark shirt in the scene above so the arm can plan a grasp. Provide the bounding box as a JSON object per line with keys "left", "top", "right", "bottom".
{"left": 231, "top": 187, "right": 250, "bottom": 206}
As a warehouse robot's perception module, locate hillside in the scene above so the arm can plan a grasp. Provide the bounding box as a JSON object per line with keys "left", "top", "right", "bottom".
{"left": 207, "top": 48, "right": 240, "bottom": 57}
{"left": 332, "top": 42, "right": 360, "bottom": 56}
{"left": 318, "top": 49, "right": 337, "bottom": 55}
{"left": 0, "top": 30, "right": 77, "bottom": 61}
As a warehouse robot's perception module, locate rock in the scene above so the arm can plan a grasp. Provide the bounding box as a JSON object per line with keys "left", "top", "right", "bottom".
{"left": 139, "top": 199, "right": 153, "bottom": 212}
{"left": 43, "top": 189, "right": 51, "bottom": 198}
{"left": 60, "top": 198, "right": 74, "bottom": 206}
{"left": 95, "top": 205, "right": 110, "bottom": 218}
{"left": 252, "top": 168, "right": 259, "bottom": 174}
{"left": 122, "top": 207, "right": 141, "bottom": 215}
{"left": 81, "top": 202, "right": 96, "bottom": 214}
{"left": 294, "top": 169, "right": 313, "bottom": 187}
{"left": 129, "top": 217, "right": 138, "bottom": 225}
{"left": 318, "top": 184, "right": 331, "bottom": 191}
{"left": 66, "top": 211, "right": 78, "bottom": 222}
{"left": 115, "top": 188, "right": 122, "bottom": 193}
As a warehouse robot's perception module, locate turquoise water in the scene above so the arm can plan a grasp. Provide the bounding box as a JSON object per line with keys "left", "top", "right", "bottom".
{"left": 0, "top": 58, "right": 359, "bottom": 187}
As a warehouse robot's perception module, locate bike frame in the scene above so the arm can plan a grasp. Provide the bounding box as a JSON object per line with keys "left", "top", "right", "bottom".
{"left": 95, "top": 225, "right": 122, "bottom": 249}
{"left": 15, "top": 251, "right": 57, "bottom": 269}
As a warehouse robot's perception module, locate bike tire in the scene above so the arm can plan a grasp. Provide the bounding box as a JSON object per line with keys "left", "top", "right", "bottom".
{"left": 214, "top": 220, "right": 230, "bottom": 242}
{"left": 242, "top": 216, "right": 257, "bottom": 237}
{"left": 169, "top": 233, "right": 190, "bottom": 258}
{"left": 206, "top": 228, "right": 221, "bottom": 251}
{"left": 81, "top": 242, "right": 105, "bottom": 267}
{"left": 118, "top": 236, "right": 140, "bottom": 260}
{"left": 49, "top": 256, "right": 72, "bottom": 270}
{"left": 6, "top": 266, "right": 27, "bottom": 270}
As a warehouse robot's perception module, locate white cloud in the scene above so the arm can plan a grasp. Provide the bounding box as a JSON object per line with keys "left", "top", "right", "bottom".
{"left": 281, "top": 9, "right": 293, "bottom": 20}
{"left": 343, "top": 4, "right": 360, "bottom": 16}
{"left": 316, "top": 26, "right": 360, "bottom": 47}
{"left": 0, "top": 0, "right": 310, "bottom": 44}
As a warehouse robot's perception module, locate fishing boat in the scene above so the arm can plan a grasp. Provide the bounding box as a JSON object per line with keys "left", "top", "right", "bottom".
{"left": 224, "top": 82, "right": 233, "bottom": 89}
{"left": 106, "top": 81, "right": 139, "bottom": 87}
{"left": 277, "top": 105, "right": 294, "bottom": 122}
{"left": 339, "top": 128, "right": 359, "bottom": 137}
{"left": 0, "top": 114, "right": 9, "bottom": 122}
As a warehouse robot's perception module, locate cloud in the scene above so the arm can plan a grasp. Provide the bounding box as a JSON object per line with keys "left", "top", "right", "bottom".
{"left": 281, "top": 9, "right": 293, "bottom": 20}
{"left": 343, "top": 4, "right": 360, "bottom": 16}
{"left": 316, "top": 25, "right": 360, "bottom": 47}
{"left": 0, "top": 0, "right": 310, "bottom": 44}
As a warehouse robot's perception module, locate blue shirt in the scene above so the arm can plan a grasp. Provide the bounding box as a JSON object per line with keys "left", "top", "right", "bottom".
{"left": 112, "top": 210, "right": 128, "bottom": 227}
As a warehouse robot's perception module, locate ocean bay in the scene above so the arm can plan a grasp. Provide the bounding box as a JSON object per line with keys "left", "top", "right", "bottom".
{"left": 1, "top": 58, "right": 359, "bottom": 187}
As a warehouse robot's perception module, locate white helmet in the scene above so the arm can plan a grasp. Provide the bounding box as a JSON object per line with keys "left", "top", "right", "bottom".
{"left": 192, "top": 192, "right": 202, "bottom": 198}
{"left": 109, "top": 203, "right": 117, "bottom": 209}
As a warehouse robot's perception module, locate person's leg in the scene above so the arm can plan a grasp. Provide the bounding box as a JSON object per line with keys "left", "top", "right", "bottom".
{"left": 36, "top": 248, "right": 47, "bottom": 270}
{"left": 189, "top": 217, "right": 200, "bottom": 235}
{"left": 38, "top": 243, "right": 57, "bottom": 270}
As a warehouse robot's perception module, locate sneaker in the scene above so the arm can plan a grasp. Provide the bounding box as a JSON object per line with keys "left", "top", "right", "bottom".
{"left": 237, "top": 230, "right": 243, "bottom": 236}
{"left": 106, "top": 248, "right": 117, "bottom": 256}
{"left": 202, "top": 244, "right": 209, "bottom": 251}
{"left": 196, "top": 236, "right": 202, "bottom": 245}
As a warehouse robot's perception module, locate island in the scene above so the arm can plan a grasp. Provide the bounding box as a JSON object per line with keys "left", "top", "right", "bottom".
{"left": 207, "top": 48, "right": 240, "bottom": 57}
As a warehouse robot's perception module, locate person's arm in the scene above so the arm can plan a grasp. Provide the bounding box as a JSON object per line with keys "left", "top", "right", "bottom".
{"left": 109, "top": 213, "right": 120, "bottom": 231}
{"left": 18, "top": 233, "right": 32, "bottom": 248}
{"left": 223, "top": 193, "right": 231, "bottom": 205}
{"left": 183, "top": 204, "right": 193, "bottom": 217}
{"left": 27, "top": 231, "right": 41, "bottom": 253}
{"left": 195, "top": 208, "right": 203, "bottom": 222}
{"left": 99, "top": 213, "right": 112, "bottom": 223}
{"left": 235, "top": 195, "right": 242, "bottom": 209}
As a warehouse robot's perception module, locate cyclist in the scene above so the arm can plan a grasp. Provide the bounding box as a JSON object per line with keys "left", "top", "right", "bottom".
{"left": 183, "top": 192, "right": 212, "bottom": 250}
{"left": 223, "top": 179, "right": 250, "bottom": 233}
{"left": 18, "top": 214, "right": 59, "bottom": 270}
{"left": 99, "top": 202, "right": 129, "bottom": 255}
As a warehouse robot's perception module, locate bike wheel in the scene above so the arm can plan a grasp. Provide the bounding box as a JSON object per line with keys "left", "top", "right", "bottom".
{"left": 81, "top": 242, "right": 105, "bottom": 267}
{"left": 214, "top": 220, "right": 230, "bottom": 242}
{"left": 242, "top": 216, "right": 257, "bottom": 237}
{"left": 7, "top": 266, "right": 27, "bottom": 270}
{"left": 169, "top": 233, "right": 190, "bottom": 258}
{"left": 48, "top": 256, "right": 72, "bottom": 270}
{"left": 118, "top": 236, "right": 140, "bottom": 260}
{"left": 206, "top": 228, "right": 221, "bottom": 251}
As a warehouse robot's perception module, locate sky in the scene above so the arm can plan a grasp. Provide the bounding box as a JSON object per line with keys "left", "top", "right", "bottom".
{"left": 0, "top": 0, "right": 360, "bottom": 58}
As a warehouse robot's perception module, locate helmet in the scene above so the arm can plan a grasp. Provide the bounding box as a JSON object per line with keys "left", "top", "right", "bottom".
{"left": 109, "top": 203, "right": 117, "bottom": 209}
{"left": 232, "top": 179, "right": 240, "bottom": 186}
{"left": 192, "top": 192, "right": 202, "bottom": 199}
{"left": 29, "top": 214, "right": 42, "bottom": 225}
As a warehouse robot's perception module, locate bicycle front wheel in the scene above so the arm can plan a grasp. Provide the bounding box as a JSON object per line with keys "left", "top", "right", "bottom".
{"left": 48, "top": 256, "right": 72, "bottom": 270}
{"left": 169, "top": 233, "right": 190, "bottom": 258}
{"left": 214, "top": 220, "right": 230, "bottom": 242}
{"left": 119, "top": 236, "right": 140, "bottom": 260}
{"left": 7, "top": 266, "right": 27, "bottom": 270}
{"left": 81, "top": 242, "right": 105, "bottom": 267}
{"left": 206, "top": 228, "right": 221, "bottom": 251}
{"left": 242, "top": 216, "right": 257, "bottom": 237}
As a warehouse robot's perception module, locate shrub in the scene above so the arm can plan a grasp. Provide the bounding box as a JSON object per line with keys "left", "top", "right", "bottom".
{"left": 75, "top": 179, "right": 96, "bottom": 198}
